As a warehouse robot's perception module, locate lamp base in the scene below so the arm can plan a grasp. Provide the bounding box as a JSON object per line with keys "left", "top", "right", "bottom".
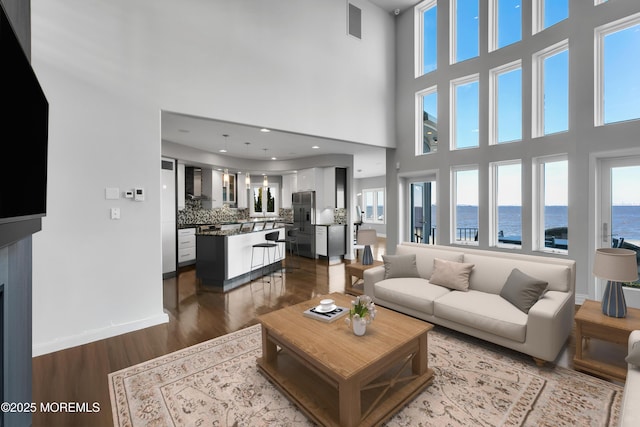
{"left": 601, "top": 280, "right": 627, "bottom": 318}
{"left": 362, "top": 245, "right": 373, "bottom": 265}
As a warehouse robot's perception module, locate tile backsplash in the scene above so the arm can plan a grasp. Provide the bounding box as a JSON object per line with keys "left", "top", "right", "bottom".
{"left": 177, "top": 200, "right": 345, "bottom": 226}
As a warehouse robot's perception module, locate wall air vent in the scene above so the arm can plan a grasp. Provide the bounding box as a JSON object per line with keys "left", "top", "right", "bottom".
{"left": 348, "top": 3, "right": 362, "bottom": 39}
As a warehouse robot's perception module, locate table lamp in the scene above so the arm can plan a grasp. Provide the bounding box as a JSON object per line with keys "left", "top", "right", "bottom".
{"left": 357, "top": 229, "right": 377, "bottom": 265}
{"left": 593, "top": 248, "right": 638, "bottom": 318}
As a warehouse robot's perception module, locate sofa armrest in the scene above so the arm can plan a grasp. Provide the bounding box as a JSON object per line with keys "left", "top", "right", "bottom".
{"left": 621, "top": 330, "right": 640, "bottom": 427}
{"left": 523, "top": 290, "right": 574, "bottom": 362}
{"left": 629, "top": 330, "right": 640, "bottom": 358}
{"left": 363, "top": 266, "right": 385, "bottom": 298}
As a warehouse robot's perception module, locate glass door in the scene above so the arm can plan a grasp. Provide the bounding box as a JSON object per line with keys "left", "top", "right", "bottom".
{"left": 410, "top": 182, "right": 436, "bottom": 244}
{"left": 599, "top": 157, "right": 640, "bottom": 294}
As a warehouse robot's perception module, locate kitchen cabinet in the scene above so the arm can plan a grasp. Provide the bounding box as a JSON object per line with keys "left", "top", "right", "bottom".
{"left": 178, "top": 227, "right": 196, "bottom": 266}
{"left": 322, "top": 167, "right": 347, "bottom": 209}
{"left": 201, "top": 168, "right": 223, "bottom": 209}
{"left": 237, "top": 173, "right": 249, "bottom": 209}
{"left": 177, "top": 162, "right": 186, "bottom": 210}
{"left": 315, "top": 226, "right": 327, "bottom": 256}
{"left": 281, "top": 173, "right": 297, "bottom": 209}
{"left": 222, "top": 173, "right": 236, "bottom": 205}
{"left": 162, "top": 157, "right": 177, "bottom": 276}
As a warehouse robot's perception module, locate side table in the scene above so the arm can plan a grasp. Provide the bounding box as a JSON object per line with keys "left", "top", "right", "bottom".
{"left": 345, "top": 260, "right": 383, "bottom": 296}
{"left": 574, "top": 299, "right": 640, "bottom": 382}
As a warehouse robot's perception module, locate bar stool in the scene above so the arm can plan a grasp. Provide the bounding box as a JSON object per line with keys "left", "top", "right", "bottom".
{"left": 250, "top": 231, "right": 279, "bottom": 283}
{"left": 277, "top": 228, "right": 300, "bottom": 270}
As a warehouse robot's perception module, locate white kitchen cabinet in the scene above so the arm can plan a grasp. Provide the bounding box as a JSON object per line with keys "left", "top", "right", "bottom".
{"left": 281, "top": 173, "right": 297, "bottom": 209}
{"left": 297, "top": 168, "right": 322, "bottom": 192}
{"left": 323, "top": 167, "right": 336, "bottom": 209}
{"left": 178, "top": 227, "right": 196, "bottom": 266}
{"left": 177, "top": 162, "right": 186, "bottom": 210}
{"left": 315, "top": 225, "right": 327, "bottom": 257}
{"left": 162, "top": 157, "right": 177, "bottom": 275}
{"left": 201, "top": 168, "right": 223, "bottom": 209}
{"left": 237, "top": 173, "right": 249, "bottom": 209}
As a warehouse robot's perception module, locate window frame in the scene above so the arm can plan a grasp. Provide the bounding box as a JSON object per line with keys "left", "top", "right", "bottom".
{"left": 250, "top": 183, "right": 280, "bottom": 217}
{"left": 532, "top": 39, "right": 569, "bottom": 138}
{"left": 490, "top": 59, "right": 522, "bottom": 145}
{"left": 532, "top": 154, "right": 569, "bottom": 254}
{"left": 489, "top": 160, "right": 523, "bottom": 248}
{"left": 451, "top": 165, "right": 479, "bottom": 246}
{"left": 532, "top": 0, "right": 569, "bottom": 35}
{"left": 450, "top": 0, "right": 479, "bottom": 64}
{"left": 594, "top": 11, "right": 640, "bottom": 127}
{"left": 416, "top": 86, "right": 438, "bottom": 155}
{"left": 415, "top": 0, "right": 438, "bottom": 78}
{"left": 450, "top": 74, "right": 480, "bottom": 150}
{"left": 489, "top": 0, "right": 522, "bottom": 52}
{"left": 362, "top": 187, "right": 386, "bottom": 224}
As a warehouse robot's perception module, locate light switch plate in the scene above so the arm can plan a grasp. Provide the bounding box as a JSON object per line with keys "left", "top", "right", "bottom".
{"left": 110, "top": 207, "right": 120, "bottom": 220}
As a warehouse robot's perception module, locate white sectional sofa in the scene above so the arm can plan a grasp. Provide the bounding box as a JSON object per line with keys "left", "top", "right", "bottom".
{"left": 620, "top": 330, "right": 640, "bottom": 427}
{"left": 363, "top": 243, "right": 576, "bottom": 364}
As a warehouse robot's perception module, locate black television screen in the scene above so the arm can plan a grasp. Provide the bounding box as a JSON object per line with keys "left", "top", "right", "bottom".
{"left": 0, "top": 3, "right": 49, "bottom": 224}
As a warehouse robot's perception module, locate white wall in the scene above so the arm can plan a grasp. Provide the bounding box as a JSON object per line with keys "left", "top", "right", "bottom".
{"left": 390, "top": 0, "right": 640, "bottom": 304}
{"left": 30, "top": 0, "right": 395, "bottom": 355}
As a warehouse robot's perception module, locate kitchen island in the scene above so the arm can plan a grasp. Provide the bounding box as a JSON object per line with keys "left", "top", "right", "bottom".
{"left": 196, "top": 225, "right": 285, "bottom": 292}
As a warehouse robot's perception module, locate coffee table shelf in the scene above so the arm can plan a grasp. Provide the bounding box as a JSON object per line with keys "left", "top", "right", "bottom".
{"left": 257, "top": 292, "right": 433, "bottom": 427}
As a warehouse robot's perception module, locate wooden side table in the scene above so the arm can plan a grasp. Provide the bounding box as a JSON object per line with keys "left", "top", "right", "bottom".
{"left": 345, "top": 260, "right": 383, "bottom": 296}
{"left": 574, "top": 299, "right": 640, "bottom": 382}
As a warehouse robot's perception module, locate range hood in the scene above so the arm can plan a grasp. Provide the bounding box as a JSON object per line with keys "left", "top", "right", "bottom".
{"left": 185, "top": 167, "right": 208, "bottom": 200}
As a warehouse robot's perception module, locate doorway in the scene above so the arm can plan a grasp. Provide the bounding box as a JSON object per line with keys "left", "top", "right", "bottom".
{"left": 410, "top": 181, "right": 436, "bottom": 244}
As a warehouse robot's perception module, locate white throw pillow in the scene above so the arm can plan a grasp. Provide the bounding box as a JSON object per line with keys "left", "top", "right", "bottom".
{"left": 429, "top": 258, "right": 475, "bottom": 291}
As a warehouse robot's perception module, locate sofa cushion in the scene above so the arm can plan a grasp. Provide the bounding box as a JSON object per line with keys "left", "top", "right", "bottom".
{"left": 382, "top": 254, "right": 420, "bottom": 279}
{"left": 395, "top": 245, "right": 464, "bottom": 279}
{"left": 374, "top": 277, "right": 450, "bottom": 315}
{"left": 429, "top": 258, "right": 475, "bottom": 291}
{"left": 627, "top": 340, "right": 640, "bottom": 367}
{"left": 500, "top": 268, "right": 548, "bottom": 313}
{"left": 434, "top": 290, "right": 527, "bottom": 342}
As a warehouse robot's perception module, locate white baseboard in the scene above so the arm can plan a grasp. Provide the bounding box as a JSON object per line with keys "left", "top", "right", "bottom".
{"left": 574, "top": 293, "right": 590, "bottom": 305}
{"left": 32, "top": 312, "right": 170, "bottom": 357}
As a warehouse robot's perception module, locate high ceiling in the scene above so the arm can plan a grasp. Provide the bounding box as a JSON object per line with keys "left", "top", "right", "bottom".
{"left": 160, "top": 1, "right": 421, "bottom": 179}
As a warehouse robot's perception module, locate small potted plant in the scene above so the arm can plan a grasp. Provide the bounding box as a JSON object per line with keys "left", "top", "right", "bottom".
{"left": 345, "top": 295, "right": 377, "bottom": 336}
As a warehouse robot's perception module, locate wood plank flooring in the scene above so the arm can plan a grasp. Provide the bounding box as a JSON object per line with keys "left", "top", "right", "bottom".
{"left": 31, "top": 240, "right": 624, "bottom": 427}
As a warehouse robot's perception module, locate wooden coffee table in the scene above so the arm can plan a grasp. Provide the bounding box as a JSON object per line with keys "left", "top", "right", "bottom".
{"left": 257, "top": 292, "right": 434, "bottom": 427}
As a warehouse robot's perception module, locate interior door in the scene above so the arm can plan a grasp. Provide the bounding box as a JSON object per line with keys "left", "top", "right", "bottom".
{"left": 598, "top": 157, "right": 640, "bottom": 294}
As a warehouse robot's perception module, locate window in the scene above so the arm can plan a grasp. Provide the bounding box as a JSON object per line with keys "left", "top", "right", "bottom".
{"left": 416, "top": 0, "right": 437, "bottom": 76}
{"left": 532, "top": 40, "right": 569, "bottom": 137}
{"left": 490, "top": 60, "right": 522, "bottom": 144}
{"left": 417, "top": 87, "right": 438, "bottom": 154}
{"left": 533, "top": 0, "right": 568, "bottom": 34}
{"left": 451, "top": 75, "right": 480, "bottom": 149}
{"left": 451, "top": 0, "right": 479, "bottom": 63}
{"left": 490, "top": 0, "right": 522, "bottom": 51}
{"left": 491, "top": 161, "right": 522, "bottom": 248}
{"left": 533, "top": 155, "right": 568, "bottom": 252}
{"left": 251, "top": 183, "right": 279, "bottom": 216}
{"left": 363, "top": 188, "right": 385, "bottom": 224}
{"left": 595, "top": 13, "right": 640, "bottom": 126}
{"left": 452, "top": 166, "right": 479, "bottom": 245}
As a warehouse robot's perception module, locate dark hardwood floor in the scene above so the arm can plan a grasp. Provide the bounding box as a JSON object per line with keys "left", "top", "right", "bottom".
{"left": 31, "top": 239, "right": 625, "bottom": 427}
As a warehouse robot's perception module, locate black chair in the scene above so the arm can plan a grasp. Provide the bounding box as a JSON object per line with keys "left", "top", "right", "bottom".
{"left": 277, "top": 228, "right": 300, "bottom": 270}
{"left": 250, "top": 231, "right": 279, "bottom": 282}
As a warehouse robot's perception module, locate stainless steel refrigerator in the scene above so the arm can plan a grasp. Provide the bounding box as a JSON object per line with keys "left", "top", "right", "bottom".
{"left": 292, "top": 191, "right": 316, "bottom": 258}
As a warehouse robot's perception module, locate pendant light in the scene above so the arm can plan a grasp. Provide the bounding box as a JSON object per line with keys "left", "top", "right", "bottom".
{"left": 244, "top": 142, "right": 251, "bottom": 189}
{"left": 262, "top": 148, "right": 269, "bottom": 188}
{"left": 223, "top": 168, "right": 229, "bottom": 185}
{"left": 220, "top": 134, "right": 229, "bottom": 153}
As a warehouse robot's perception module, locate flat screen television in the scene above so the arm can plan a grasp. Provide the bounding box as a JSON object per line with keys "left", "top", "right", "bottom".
{"left": 0, "top": 3, "right": 49, "bottom": 225}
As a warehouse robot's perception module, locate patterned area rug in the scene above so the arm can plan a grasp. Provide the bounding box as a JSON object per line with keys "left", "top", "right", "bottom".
{"left": 108, "top": 324, "right": 622, "bottom": 427}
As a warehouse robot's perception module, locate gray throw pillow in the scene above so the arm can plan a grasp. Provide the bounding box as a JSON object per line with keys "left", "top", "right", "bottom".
{"left": 626, "top": 340, "right": 640, "bottom": 367}
{"left": 500, "top": 268, "right": 548, "bottom": 314}
{"left": 382, "top": 254, "right": 420, "bottom": 279}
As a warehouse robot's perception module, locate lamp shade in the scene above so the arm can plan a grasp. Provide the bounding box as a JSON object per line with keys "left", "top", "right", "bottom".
{"left": 357, "top": 229, "right": 377, "bottom": 246}
{"left": 593, "top": 248, "right": 638, "bottom": 283}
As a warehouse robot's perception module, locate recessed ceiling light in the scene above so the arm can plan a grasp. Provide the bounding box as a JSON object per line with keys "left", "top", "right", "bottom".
{"left": 312, "top": 145, "right": 320, "bottom": 149}
{"left": 271, "top": 157, "right": 277, "bottom": 160}
{"left": 260, "top": 128, "right": 271, "bottom": 133}
{"left": 178, "top": 129, "right": 190, "bottom": 133}
{"left": 219, "top": 149, "right": 227, "bottom": 153}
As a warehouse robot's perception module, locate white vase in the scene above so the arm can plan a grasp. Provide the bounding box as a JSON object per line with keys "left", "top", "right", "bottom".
{"left": 352, "top": 319, "right": 367, "bottom": 336}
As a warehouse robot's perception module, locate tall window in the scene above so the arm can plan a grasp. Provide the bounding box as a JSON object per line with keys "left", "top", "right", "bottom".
{"left": 417, "top": 87, "right": 438, "bottom": 154}
{"left": 595, "top": 14, "right": 640, "bottom": 126}
{"left": 251, "top": 184, "right": 279, "bottom": 216}
{"left": 534, "top": 156, "right": 568, "bottom": 252}
{"left": 491, "top": 61, "right": 522, "bottom": 144}
{"left": 490, "top": 0, "right": 522, "bottom": 51}
{"left": 452, "top": 167, "right": 479, "bottom": 245}
{"left": 491, "top": 161, "right": 522, "bottom": 248}
{"left": 417, "top": 0, "right": 437, "bottom": 76}
{"left": 363, "top": 188, "right": 385, "bottom": 224}
{"left": 451, "top": 0, "right": 479, "bottom": 63}
{"left": 534, "top": 0, "right": 568, "bottom": 34}
{"left": 451, "top": 75, "right": 480, "bottom": 149}
{"left": 532, "top": 40, "right": 569, "bottom": 137}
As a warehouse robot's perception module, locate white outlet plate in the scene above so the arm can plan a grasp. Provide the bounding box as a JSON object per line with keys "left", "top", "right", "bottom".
{"left": 110, "top": 207, "right": 120, "bottom": 220}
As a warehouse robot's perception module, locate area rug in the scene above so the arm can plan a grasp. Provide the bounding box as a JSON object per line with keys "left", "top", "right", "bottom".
{"left": 108, "top": 324, "right": 622, "bottom": 427}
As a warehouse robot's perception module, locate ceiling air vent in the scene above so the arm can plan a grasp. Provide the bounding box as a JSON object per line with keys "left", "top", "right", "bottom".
{"left": 348, "top": 3, "right": 362, "bottom": 39}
